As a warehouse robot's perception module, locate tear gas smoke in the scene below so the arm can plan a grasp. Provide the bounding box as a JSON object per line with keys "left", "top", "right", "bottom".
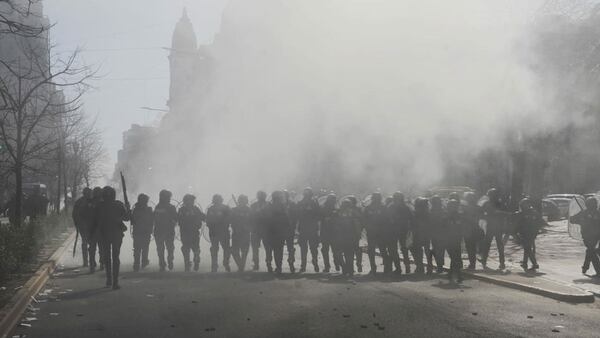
{"left": 137, "top": 0, "right": 555, "bottom": 204}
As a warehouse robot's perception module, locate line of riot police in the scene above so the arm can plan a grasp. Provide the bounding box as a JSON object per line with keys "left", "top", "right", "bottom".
{"left": 73, "top": 185, "right": 554, "bottom": 289}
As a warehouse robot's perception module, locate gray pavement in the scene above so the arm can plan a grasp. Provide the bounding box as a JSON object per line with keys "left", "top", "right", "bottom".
{"left": 9, "top": 232, "right": 600, "bottom": 338}
{"left": 481, "top": 220, "right": 600, "bottom": 296}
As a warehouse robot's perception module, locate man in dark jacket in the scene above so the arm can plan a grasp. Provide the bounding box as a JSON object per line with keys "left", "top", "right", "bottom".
{"left": 206, "top": 194, "right": 232, "bottom": 272}
{"left": 296, "top": 188, "right": 321, "bottom": 273}
{"left": 92, "top": 186, "right": 129, "bottom": 290}
{"left": 231, "top": 194, "right": 252, "bottom": 272}
{"left": 154, "top": 190, "right": 178, "bottom": 272}
{"left": 131, "top": 193, "right": 154, "bottom": 271}
{"left": 72, "top": 188, "right": 93, "bottom": 267}
{"left": 178, "top": 194, "right": 205, "bottom": 272}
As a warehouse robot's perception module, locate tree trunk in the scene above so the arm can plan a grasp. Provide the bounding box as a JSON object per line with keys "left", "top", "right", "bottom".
{"left": 14, "top": 162, "right": 22, "bottom": 227}
{"left": 55, "top": 143, "right": 62, "bottom": 214}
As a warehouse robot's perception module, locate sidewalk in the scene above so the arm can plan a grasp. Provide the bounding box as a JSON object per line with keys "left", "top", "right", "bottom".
{"left": 463, "top": 220, "right": 598, "bottom": 302}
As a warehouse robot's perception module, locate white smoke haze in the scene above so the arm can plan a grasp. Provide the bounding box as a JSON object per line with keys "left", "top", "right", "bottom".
{"left": 139, "top": 0, "right": 556, "bottom": 204}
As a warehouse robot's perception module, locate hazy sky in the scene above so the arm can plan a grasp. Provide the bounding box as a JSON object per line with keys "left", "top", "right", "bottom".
{"left": 44, "top": 0, "right": 228, "bottom": 174}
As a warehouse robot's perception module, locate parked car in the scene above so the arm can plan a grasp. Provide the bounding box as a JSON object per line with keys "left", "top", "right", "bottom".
{"left": 427, "top": 186, "right": 475, "bottom": 200}
{"left": 541, "top": 198, "right": 561, "bottom": 221}
{"left": 545, "top": 194, "right": 584, "bottom": 219}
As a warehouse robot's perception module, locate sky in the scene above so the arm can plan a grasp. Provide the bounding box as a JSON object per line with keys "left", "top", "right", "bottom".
{"left": 44, "top": 0, "right": 228, "bottom": 176}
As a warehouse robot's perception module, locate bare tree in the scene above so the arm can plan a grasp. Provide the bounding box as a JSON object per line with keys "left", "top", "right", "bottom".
{"left": 0, "top": 0, "right": 48, "bottom": 38}
{"left": 60, "top": 112, "right": 106, "bottom": 211}
{"left": 0, "top": 42, "right": 94, "bottom": 225}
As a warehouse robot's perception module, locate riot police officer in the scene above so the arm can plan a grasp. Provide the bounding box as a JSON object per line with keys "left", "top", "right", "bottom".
{"left": 264, "top": 191, "right": 289, "bottom": 273}
{"left": 347, "top": 196, "right": 364, "bottom": 273}
{"left": 231, "top": 194, "right": 252, "bottom": 272}
{"left": 388, "top": 192, "right": 413, "bottom": 274}
{"left": 154, "top": 190, "right": 178, "bottom": 272}
{"left": 364, "top": 192, "right": 389, "bottom": 275}
{"left": 320, "top": 193, "right": 341, "bottom": 273}
{"left": 206, "top": 194, "right": 232, "bottom": 272}
{"left": 462, "top": 192, "right": 483, "bottom": 270}
{"left": 512, "top": 198, "right": 545, "bottom": 272}
{"left": 429, "top": 196, "right": 446, "bottom": 273}
{"left": 250, "top": 191, "right": 269, "bottom": 271}
{"left": 178, "top": 194, "right": 205, "bottom": 272}
{"left": 412, "top": 197, "right": 430, "bottom": 274}
{"left": 131, "top": 193, "right": 154, "bottom": 271}
{"left": 72, "top": 188, "right": 93, "bottom": 267}
{"left": 570, "top": 197, "right": 600, "bottom": 276}
{"left": 93, "top": 186, "right": 129, "bottom": 290}
{"left": 296, "top": 188, "right": 321, "bottom": 273}
{"left": 480, "top": 188, "right": 508, "bottom": 270}
{"left": 444, "top": 199, "right": 464, "bottom": 282}
{"left": 335, "top": 198, "right": 362, "bottom": 276}
{"left": 283, "top": 190, "right": 297, "bottom": 273}
{"left": 89, "top": 187, "right": 105, "bottom": 272}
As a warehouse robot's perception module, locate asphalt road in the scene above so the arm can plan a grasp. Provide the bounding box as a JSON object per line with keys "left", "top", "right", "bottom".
{"left": 10, "top": 234, "right": 600, "bottom": 338}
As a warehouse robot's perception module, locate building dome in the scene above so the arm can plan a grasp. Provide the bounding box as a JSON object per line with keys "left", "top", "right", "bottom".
{"left": 171, "top": 8, "right": 197, "bottom": 52}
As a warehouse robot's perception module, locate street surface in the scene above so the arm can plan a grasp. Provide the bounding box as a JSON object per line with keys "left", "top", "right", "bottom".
{"left": 9, "top": 225, "right": 600, "bottom": 338}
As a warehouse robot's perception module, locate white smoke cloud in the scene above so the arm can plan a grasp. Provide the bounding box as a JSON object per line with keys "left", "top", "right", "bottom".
{"left": 145, "top": 0, "right": 550, "bottom": 204}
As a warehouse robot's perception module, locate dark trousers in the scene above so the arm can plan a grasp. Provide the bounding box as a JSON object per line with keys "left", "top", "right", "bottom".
{"left": 382, "top": 237, "right": 401, "bottom": 272}
{"left": 481, "top": 228, "right": 505, "bottom": 266}
{"left": 78, "top": 228, "right": 89, "bottom": 267}
{"left": 445, "top": 242, "right": 462, "bottom": 279}
{"left": 181, "top": 232, "right": 200, "bottom": 269}
{"left": 583, "top": 237, "right": 600, "bottom": 273}
{"left": 250, "top": 232, "right": 262, "bottom": 269}
{"left": 521, "top": 238, "right": 538, "bottom": 268}
{"left": 397, "top": 230, "right": 411, "bottom": 269}
{"left": 367, "top": 236, "right": 388, "bottom": 272}
{"left": 155, "top": 232, "right": 175, "bottom": 269}
{"left": 284, "top": 233, "right": 295, "bottom": 267}
{"left": 340, "top": 242, "right": 356, "bottom": 275}
{"left": 133, "top": 234, "right": 151, "bottom": 269}
{"left": 427, "top": 239, "right": 445, "bottom": 270}
{"left": 355, "top": 245, "right": 363, "bottom": 270}
{"left": 265, "top": 238, "right": 284, "bottom": 271}
{"left": 464, "top": 235, "right": 480, "bottom": 268}
{"left": 210, "top": 233, "right": 231, "bottom": 271}
{"left": 411, "top": 244, "right": 424, "bottom": 272}
{"left": 321, "top": 236, "right": 341, "bottom": 270}
{"left": 103, "top": 236, "right": 123, "bottom": 286}
{"left": 231, "top": 233, "right": 250, "bottom": 271}
{"left": 298, "top": 232, "right": 319, "bottom": 268}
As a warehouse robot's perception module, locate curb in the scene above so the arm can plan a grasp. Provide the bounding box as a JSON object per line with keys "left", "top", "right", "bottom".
{"left": 394, "top": 257, "right": 596, "bottom": 303}
{"left": 0, "top": 229, "right": 76, "bottom": 338}
{"left": 462, "top": 270, "right": 595, "bottom": 303}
